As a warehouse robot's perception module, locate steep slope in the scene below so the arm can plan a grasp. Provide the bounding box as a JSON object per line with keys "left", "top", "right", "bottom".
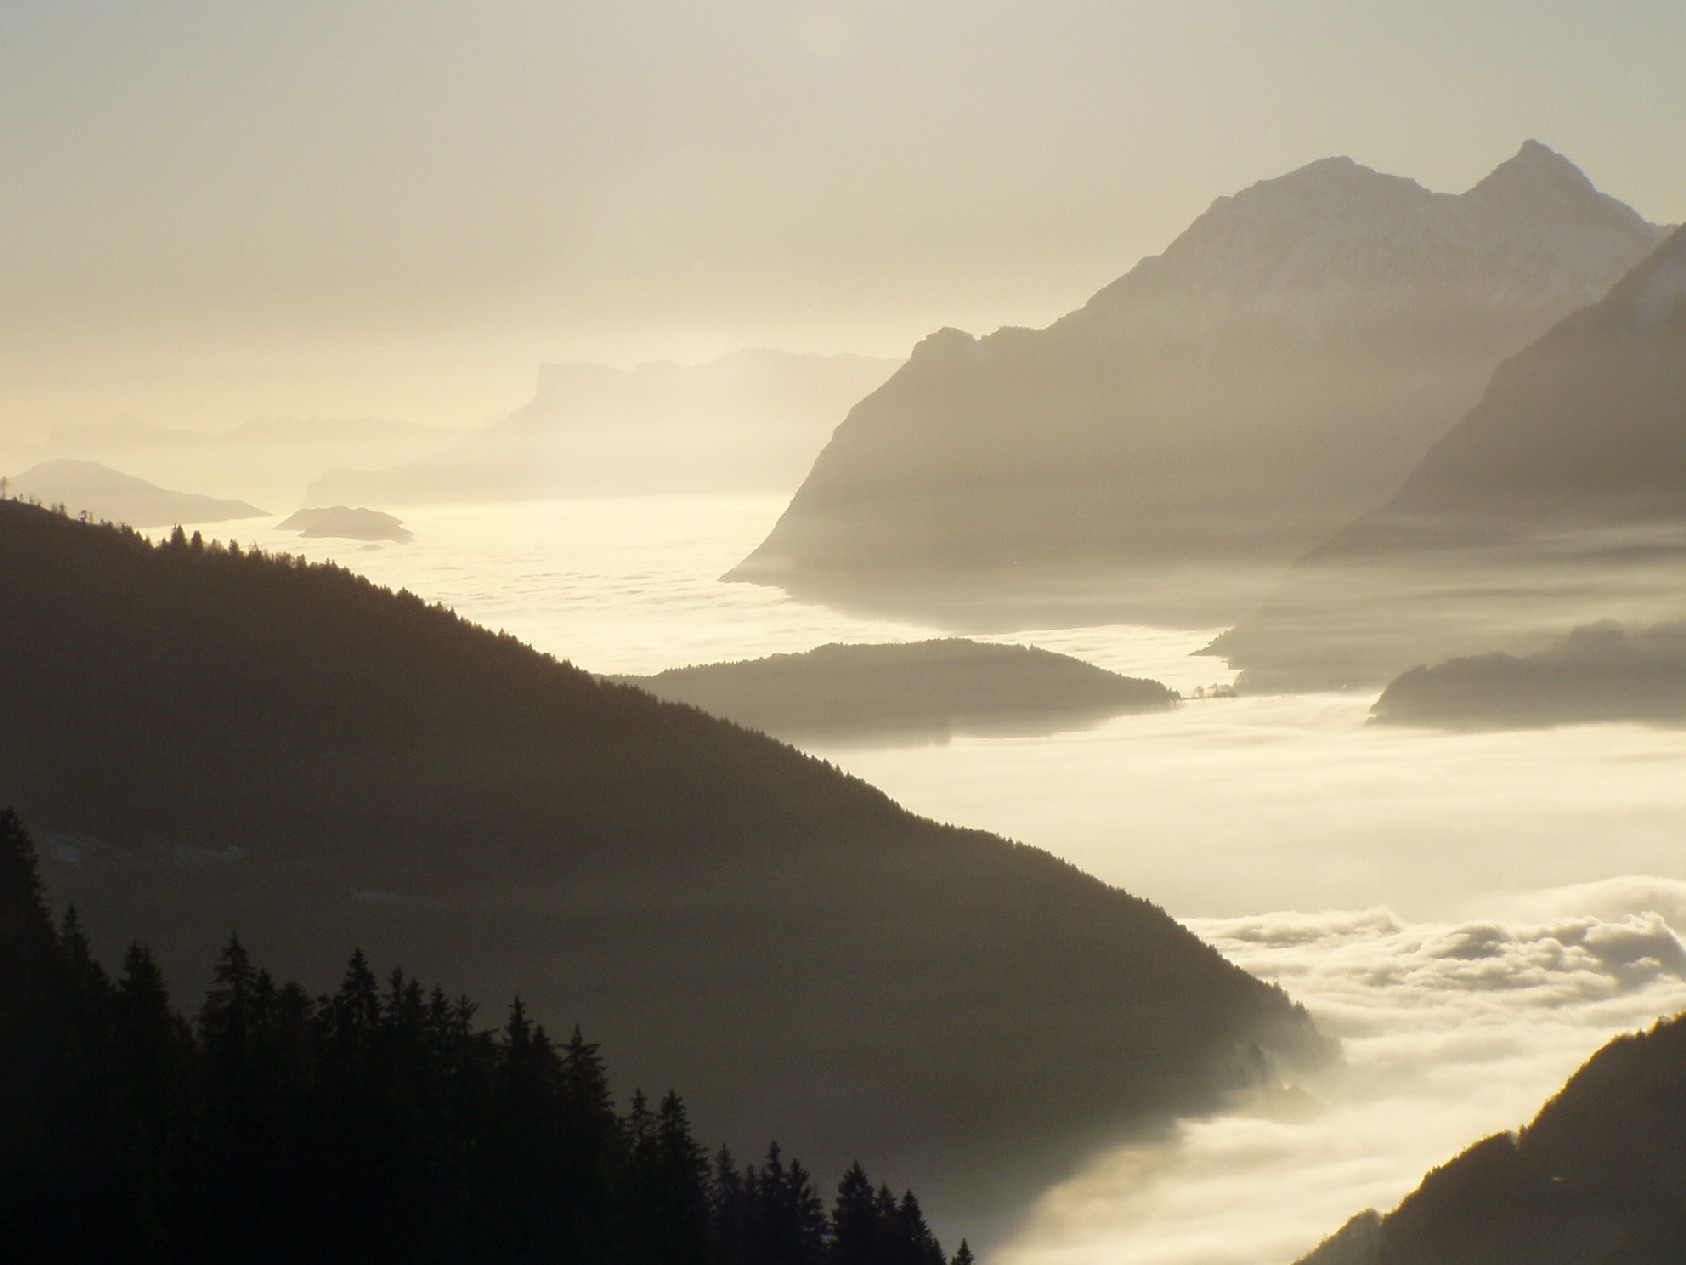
{"left": 617, "top": 638, "right": 1176, "bottom": 743}
{"left": 0, "top": 499, "right": 1327, "bottom": 1237}
{"left": 5, "top": 459, "right": 268, "bottom": 526}
{"left": 310, "top": 350, "right": 900, "bottom": 504}
{"left": 730, "top": 143, "right": 1664, "bottom": 629}
{"left": 1213, "top": 224, "right": 1686, "bottom": 692}
{"left": 1295, "top": 1012, "right": 1686, "bottom": 1265}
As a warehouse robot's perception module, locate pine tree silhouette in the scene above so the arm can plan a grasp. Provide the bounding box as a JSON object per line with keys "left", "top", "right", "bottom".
{"left": 0, "top": 807, "right": 972, "bottom": 1263}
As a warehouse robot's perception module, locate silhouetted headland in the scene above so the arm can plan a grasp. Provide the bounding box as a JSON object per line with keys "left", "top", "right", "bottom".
{"left": 37, "top": 415, "right": 456, "bottom": 510}
{"left": 5, "top": 458, "right": 267, "bottom": 526}
{"left": 616, "top": 639, "right": 1176, "bottom": 744}
{"left": 1370, "top": 621, "right": 1686, "bottom": 730}
{"left": 279, "top": 505, "right": 414, "bottom": 543}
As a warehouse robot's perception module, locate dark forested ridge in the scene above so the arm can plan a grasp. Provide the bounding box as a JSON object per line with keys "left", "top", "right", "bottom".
{"left": 616, "top": 639, "right": 1176, "bottom": 744}
{"left": 0, "top": 810, "right": 970, "bottom": 1264}
{"left": 1294, "top": 1011, "right": 1686, "bottom": 1265}
{"left": 0, "top": 499, "right": 1329, "bottom": 1239}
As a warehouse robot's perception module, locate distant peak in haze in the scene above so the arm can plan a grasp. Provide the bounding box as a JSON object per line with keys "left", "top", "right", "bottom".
{"left": 1177, "top": 155, "right": 1434, "bottom": 241}
{"left": 1239, "top": 153, "right": 1428, "bottom": 203}
{"left": 1465, "top": 138, "right": 1650, "bottom": 231}
{"left": 1079, "top": 140, "right": 1664, "bottom": 328}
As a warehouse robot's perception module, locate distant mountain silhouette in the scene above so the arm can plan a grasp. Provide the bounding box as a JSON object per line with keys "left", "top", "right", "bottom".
{"left": 1371, "top": 621, "right": 1686, "bottom": 729}
{"left": 5, "top": 459, "right": 268, "bottom": 526}
{"left": 309, "top": 350, "right": 900, "bottom": 504}
{"left": 616, "top": 639, "right": 1176, "bottom": 744}
{"left": 728, "top": 143, "right": 1664, "bottom": 629}
{"left": 279, "top": 505, "right": 414, "bottom": 543}
{"left": 1212, "top": 224, "right": 1686, "bottom": 692}
{"left": 41, "top": 415, "right": 456, "bottom": 509}
{"left": 0, "top": 499, "right": 1328, "bottom": 1238}
{"left": 1295, "top": 1011, "right": 1686, "bottom": 1265}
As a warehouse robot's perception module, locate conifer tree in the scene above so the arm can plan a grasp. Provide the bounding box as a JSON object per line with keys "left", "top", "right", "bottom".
{"left": 830, "top": 1160, "right": 882, "bottom": 1264}
{"left": 328, "top": 947, "right": 381, "bottom": 1056}
{"left": 0, "top": 807, "right": 55, "bottom": 963}
{"left": 60, "top": 905, "right": 114, "bottom": 1003}
{"left": 616, "top": 1089, "right": 711, "bottom": 1264}
{"left": 199, "top": 932, "right": 257, "bottom": 1073}
{"left": 891, "top": 1190, "right": 946, "bottom": 1265}
{"left": 754, "top": 1142, "right": 829, "bottom": 1264}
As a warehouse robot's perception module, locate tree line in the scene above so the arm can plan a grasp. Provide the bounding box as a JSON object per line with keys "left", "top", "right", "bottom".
{"left": 0, "top": 809, "right": 973, "bottom": 1264}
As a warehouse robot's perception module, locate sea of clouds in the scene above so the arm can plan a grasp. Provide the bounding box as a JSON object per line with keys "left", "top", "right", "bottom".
{"left": 181, "top": 497, "right": 1686, "bottom": 1265}
{"left": 996, "top": 882, "right": 1686, "bottom": 1265}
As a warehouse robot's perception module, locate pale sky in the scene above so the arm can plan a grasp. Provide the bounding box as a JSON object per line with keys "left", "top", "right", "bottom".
{"left": 4, "top": 0, "right": 1684, "bottom": 436}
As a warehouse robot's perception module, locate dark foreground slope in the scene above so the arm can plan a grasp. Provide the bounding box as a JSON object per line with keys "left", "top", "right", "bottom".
{"left": 730, "top": 143, "right": 1662, "bottom": 629}
{"left": 1372, "top": 621, "right": 1686, "bottom": 730}
{"left": 618, "top": 639, "right": 1176, "bottom": 744}
{"left": 0, "top": 500, "right": 1326, "bottom": 1239}
{"left": 1, "top": 812, "right": 966, "bottom": 1264}
{"left": 1214, "top": 224, "right": 1686, "bottom": 692}
{"left": 1296, "top": 1012, "right": 1686, "bottom": 1265}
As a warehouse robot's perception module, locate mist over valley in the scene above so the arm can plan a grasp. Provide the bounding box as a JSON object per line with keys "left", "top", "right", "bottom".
{"left": 6, "top": 6, "right": 1686, "bottom": 1260}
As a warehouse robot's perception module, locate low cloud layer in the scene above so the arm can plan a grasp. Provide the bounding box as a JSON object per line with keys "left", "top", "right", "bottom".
{"left": 996, "top": 895, "right": 1686, "bottom": 1265}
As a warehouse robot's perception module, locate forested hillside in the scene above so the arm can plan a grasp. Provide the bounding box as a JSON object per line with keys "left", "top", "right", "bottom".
{"left": 0, "top": 810, "right": 970, "bottom": 1264}
{"left": 0, "top": 499, "right": 1328, "bottom": 1234}
{"left": 1296, "top": 1012, "right": 1686, "bottom": 1265}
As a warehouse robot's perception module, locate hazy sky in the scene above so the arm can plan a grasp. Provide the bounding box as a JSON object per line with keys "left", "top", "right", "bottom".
{"left": 5, "top": 1, "right": 1685, "bottom": 435}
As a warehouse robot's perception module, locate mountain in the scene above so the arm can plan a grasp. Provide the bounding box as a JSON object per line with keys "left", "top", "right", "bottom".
{"left": 308, "top": 350, "right": 901, "bottom": 504}
{"left": 1294, "top": 1011, "right": 1686, "bottom": 1265}
{"left": 1370, "top": 621, "right": 1686, "bottom": 730}
{"left": 728, "top": 143, "right": 1665, "bottom": 630}
{"left": 43, "top": 415, "right": 456, "bottom": 510}
{"left": 1211, "top": 223, "right": 1686, "bottom": 692}
{"left": 5, "top": 459, "right": 268, "bottom": 526}
{"left": 616, "top": 638, "right": 1176, "bottom": 744}
{"left": 0, "top": 499, "right": 1328, "bottom": 1240}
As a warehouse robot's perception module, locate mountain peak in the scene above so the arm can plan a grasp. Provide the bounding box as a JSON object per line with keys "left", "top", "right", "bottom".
{"left": 1464, "top": 140, "right": 1645, "bottom": 232}
{"left": 1227, "top": 154, "right": 1430, "bottom": 214}
{"left": 1514, "top": 137, "right": 1575, "bottom": 165}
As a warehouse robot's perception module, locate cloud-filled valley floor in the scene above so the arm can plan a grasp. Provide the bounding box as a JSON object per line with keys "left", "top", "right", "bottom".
{"left": 138, "top": 495, "right": 1686, "bottom": 1262}
{"left": 1001, "top": 891, "right": 1686, "bottom": 1264}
